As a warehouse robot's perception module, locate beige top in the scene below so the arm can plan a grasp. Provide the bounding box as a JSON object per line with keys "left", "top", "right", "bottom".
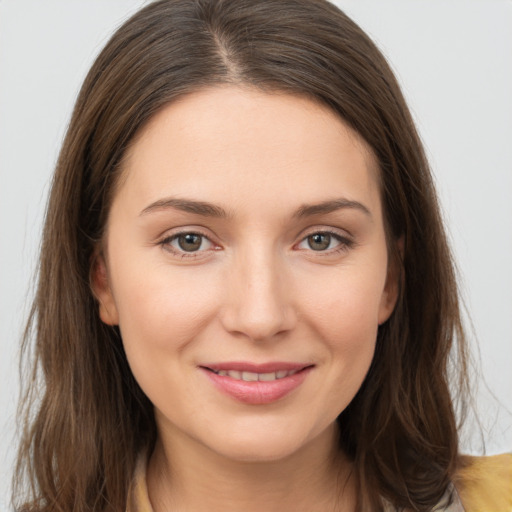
{"left": 127, "top": 453, "right": 512, "bottom": 512}
{"left": 127, "top": 453, "right": 153, "bottom": 512}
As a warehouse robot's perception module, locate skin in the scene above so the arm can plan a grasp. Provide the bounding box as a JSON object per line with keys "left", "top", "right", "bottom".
{"left": 93, "top": 86, "right": 399, "bottom": 511}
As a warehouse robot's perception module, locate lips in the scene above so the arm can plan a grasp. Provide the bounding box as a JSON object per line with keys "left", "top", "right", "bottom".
{"left": 209, "top": 368, "right": 301, "bottom": 381}
{"left": 200, "top": 362, "right": 313, "bottom": 405}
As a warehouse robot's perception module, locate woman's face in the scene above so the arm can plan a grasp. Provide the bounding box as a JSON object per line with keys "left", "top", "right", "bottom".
{"left": 94, "top": 87, "right": 398, "bottom": 462}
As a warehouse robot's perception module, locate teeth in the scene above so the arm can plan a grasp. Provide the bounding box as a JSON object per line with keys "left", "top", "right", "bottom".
{"left": 212, "top": 369, "right": 300, "bottom": 381}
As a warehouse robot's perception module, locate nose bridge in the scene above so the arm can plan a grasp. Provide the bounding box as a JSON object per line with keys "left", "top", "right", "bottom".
{"left": 221, "top": 241, "right": 295, "bottom": 341}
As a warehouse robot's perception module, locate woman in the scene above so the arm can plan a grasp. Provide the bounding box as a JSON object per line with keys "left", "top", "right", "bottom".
{"left": 13, "top": 1, "right": 511, "bottom": 511}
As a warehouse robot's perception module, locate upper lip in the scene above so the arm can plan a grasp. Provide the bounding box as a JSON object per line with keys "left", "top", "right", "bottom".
{"left": 200, "top": 362, "right": 313, "bottom": 373}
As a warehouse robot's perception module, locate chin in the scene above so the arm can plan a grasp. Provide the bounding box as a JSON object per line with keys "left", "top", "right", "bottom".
{"left": 218, "top": 438, "right": 301, "bottom": 463}
{"left": 200, "top": 419, "right": 333, "bottom": 464}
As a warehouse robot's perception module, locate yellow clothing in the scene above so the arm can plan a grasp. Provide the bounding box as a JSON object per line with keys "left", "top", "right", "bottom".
{"left": 454, "top": 453, "right": 512, "bottom": 512}
{"left": 127, "top": 453, "right": 512, "bottom": 511}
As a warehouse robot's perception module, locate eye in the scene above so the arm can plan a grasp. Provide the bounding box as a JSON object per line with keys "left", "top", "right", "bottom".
{"left": 296, "top": 231, "right": 351, "bottom": 252}
{"left": 305, "top": 233, "right": 334, "bottom": 251}
{"left": 162, "top": 232, "right": 215, "bottom": 254}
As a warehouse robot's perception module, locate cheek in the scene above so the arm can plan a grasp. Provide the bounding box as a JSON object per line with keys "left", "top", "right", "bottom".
{"left": 303, "top": 266, "right": 385, "bottom": 341}
{"left": 318, "top": 289, "right": 379, "bottom": 378}
{"left": 108, "top": 257, "right": 222, "bottom": 377}
{"left": 299, "top": 266, "right": 385, "bottom": 403}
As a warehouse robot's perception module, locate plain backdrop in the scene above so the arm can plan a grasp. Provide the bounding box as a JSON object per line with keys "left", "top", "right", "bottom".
{"left": 1, "top": 0, "right": 511, "bottom": 509}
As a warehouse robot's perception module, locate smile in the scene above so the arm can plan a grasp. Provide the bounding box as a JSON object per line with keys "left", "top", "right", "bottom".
{"left": 209, "top": 369, "right": 301, "bottom": 381}
{"left": 200, "top": 363, "right": 313, "bottom": 405}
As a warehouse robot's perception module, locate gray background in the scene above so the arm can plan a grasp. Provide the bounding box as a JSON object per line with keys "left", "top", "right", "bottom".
{"left": 1, "top": 1, "right": 511, "bottom": 509}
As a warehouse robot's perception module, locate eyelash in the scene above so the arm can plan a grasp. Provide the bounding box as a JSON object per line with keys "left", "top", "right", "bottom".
{"left": 296, "top": 230, "right": 354, "bottom": 256}
{"left": 158, "top": 229, "right": 354, "bottom": 259}
{"left": 159, "top": 230, "right": 217, "bottom": 259}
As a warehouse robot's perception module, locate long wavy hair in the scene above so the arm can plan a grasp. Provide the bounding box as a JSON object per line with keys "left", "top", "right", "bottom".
{"left": 14, "top": 1, "right": 470, "bottom": 511}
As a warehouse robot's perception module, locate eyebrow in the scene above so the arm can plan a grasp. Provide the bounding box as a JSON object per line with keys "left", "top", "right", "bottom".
{"left": 293, "top": 198, "right": 372, "bottom": 219}
{"left": 139, "top": 196, "right": 371, "bottom": 219}
{"left": 140, "top": 197, "right": 228, "bottom": 218}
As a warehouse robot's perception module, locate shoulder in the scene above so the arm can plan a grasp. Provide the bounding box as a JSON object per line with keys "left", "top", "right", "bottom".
{"left": 454, "top": 453, "right": 512, "bottom": 512}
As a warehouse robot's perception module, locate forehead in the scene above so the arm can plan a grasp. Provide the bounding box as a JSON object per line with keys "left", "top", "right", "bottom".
{"left": 116, "top": 86, "right": 381, "bottom": 217}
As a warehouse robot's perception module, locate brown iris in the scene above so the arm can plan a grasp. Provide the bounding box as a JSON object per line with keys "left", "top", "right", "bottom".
{"left": 307, "top": 233, "right": 332, "bottom": 251}
{"left": 177, "top": 233, "right": 203, "bottom": 251}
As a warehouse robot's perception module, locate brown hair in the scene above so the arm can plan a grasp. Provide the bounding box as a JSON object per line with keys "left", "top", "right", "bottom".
{"left": 14, "top": 1, "right": 469, "bottom": 511}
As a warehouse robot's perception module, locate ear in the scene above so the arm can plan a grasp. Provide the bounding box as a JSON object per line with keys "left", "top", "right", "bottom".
{"left": 90, "top": 252, "right": 119, "bottom": 326}
{"left": 378, "top": 236, "right": 404, "bottom": 325}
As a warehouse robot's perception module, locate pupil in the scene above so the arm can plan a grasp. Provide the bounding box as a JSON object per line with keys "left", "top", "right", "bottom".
{"left": 178, "top": 233, "right": 202, "bottom": 251}
{"left": 308, "top": 233, "right": 330, "bottom": 251}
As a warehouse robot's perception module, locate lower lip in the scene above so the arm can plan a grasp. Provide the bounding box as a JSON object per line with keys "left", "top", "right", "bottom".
{"left": 201, "top": 367, "right": 312, "bottom": 405}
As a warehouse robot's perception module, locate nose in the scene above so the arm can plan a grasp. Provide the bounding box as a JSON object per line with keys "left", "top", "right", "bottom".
{"left": 219, "top": 247, "right": 297, "bottom": 342}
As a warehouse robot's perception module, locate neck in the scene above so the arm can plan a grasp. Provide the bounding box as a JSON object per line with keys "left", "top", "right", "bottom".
{"left": 147, "top": 422, "right": 356, "bottom": 512}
